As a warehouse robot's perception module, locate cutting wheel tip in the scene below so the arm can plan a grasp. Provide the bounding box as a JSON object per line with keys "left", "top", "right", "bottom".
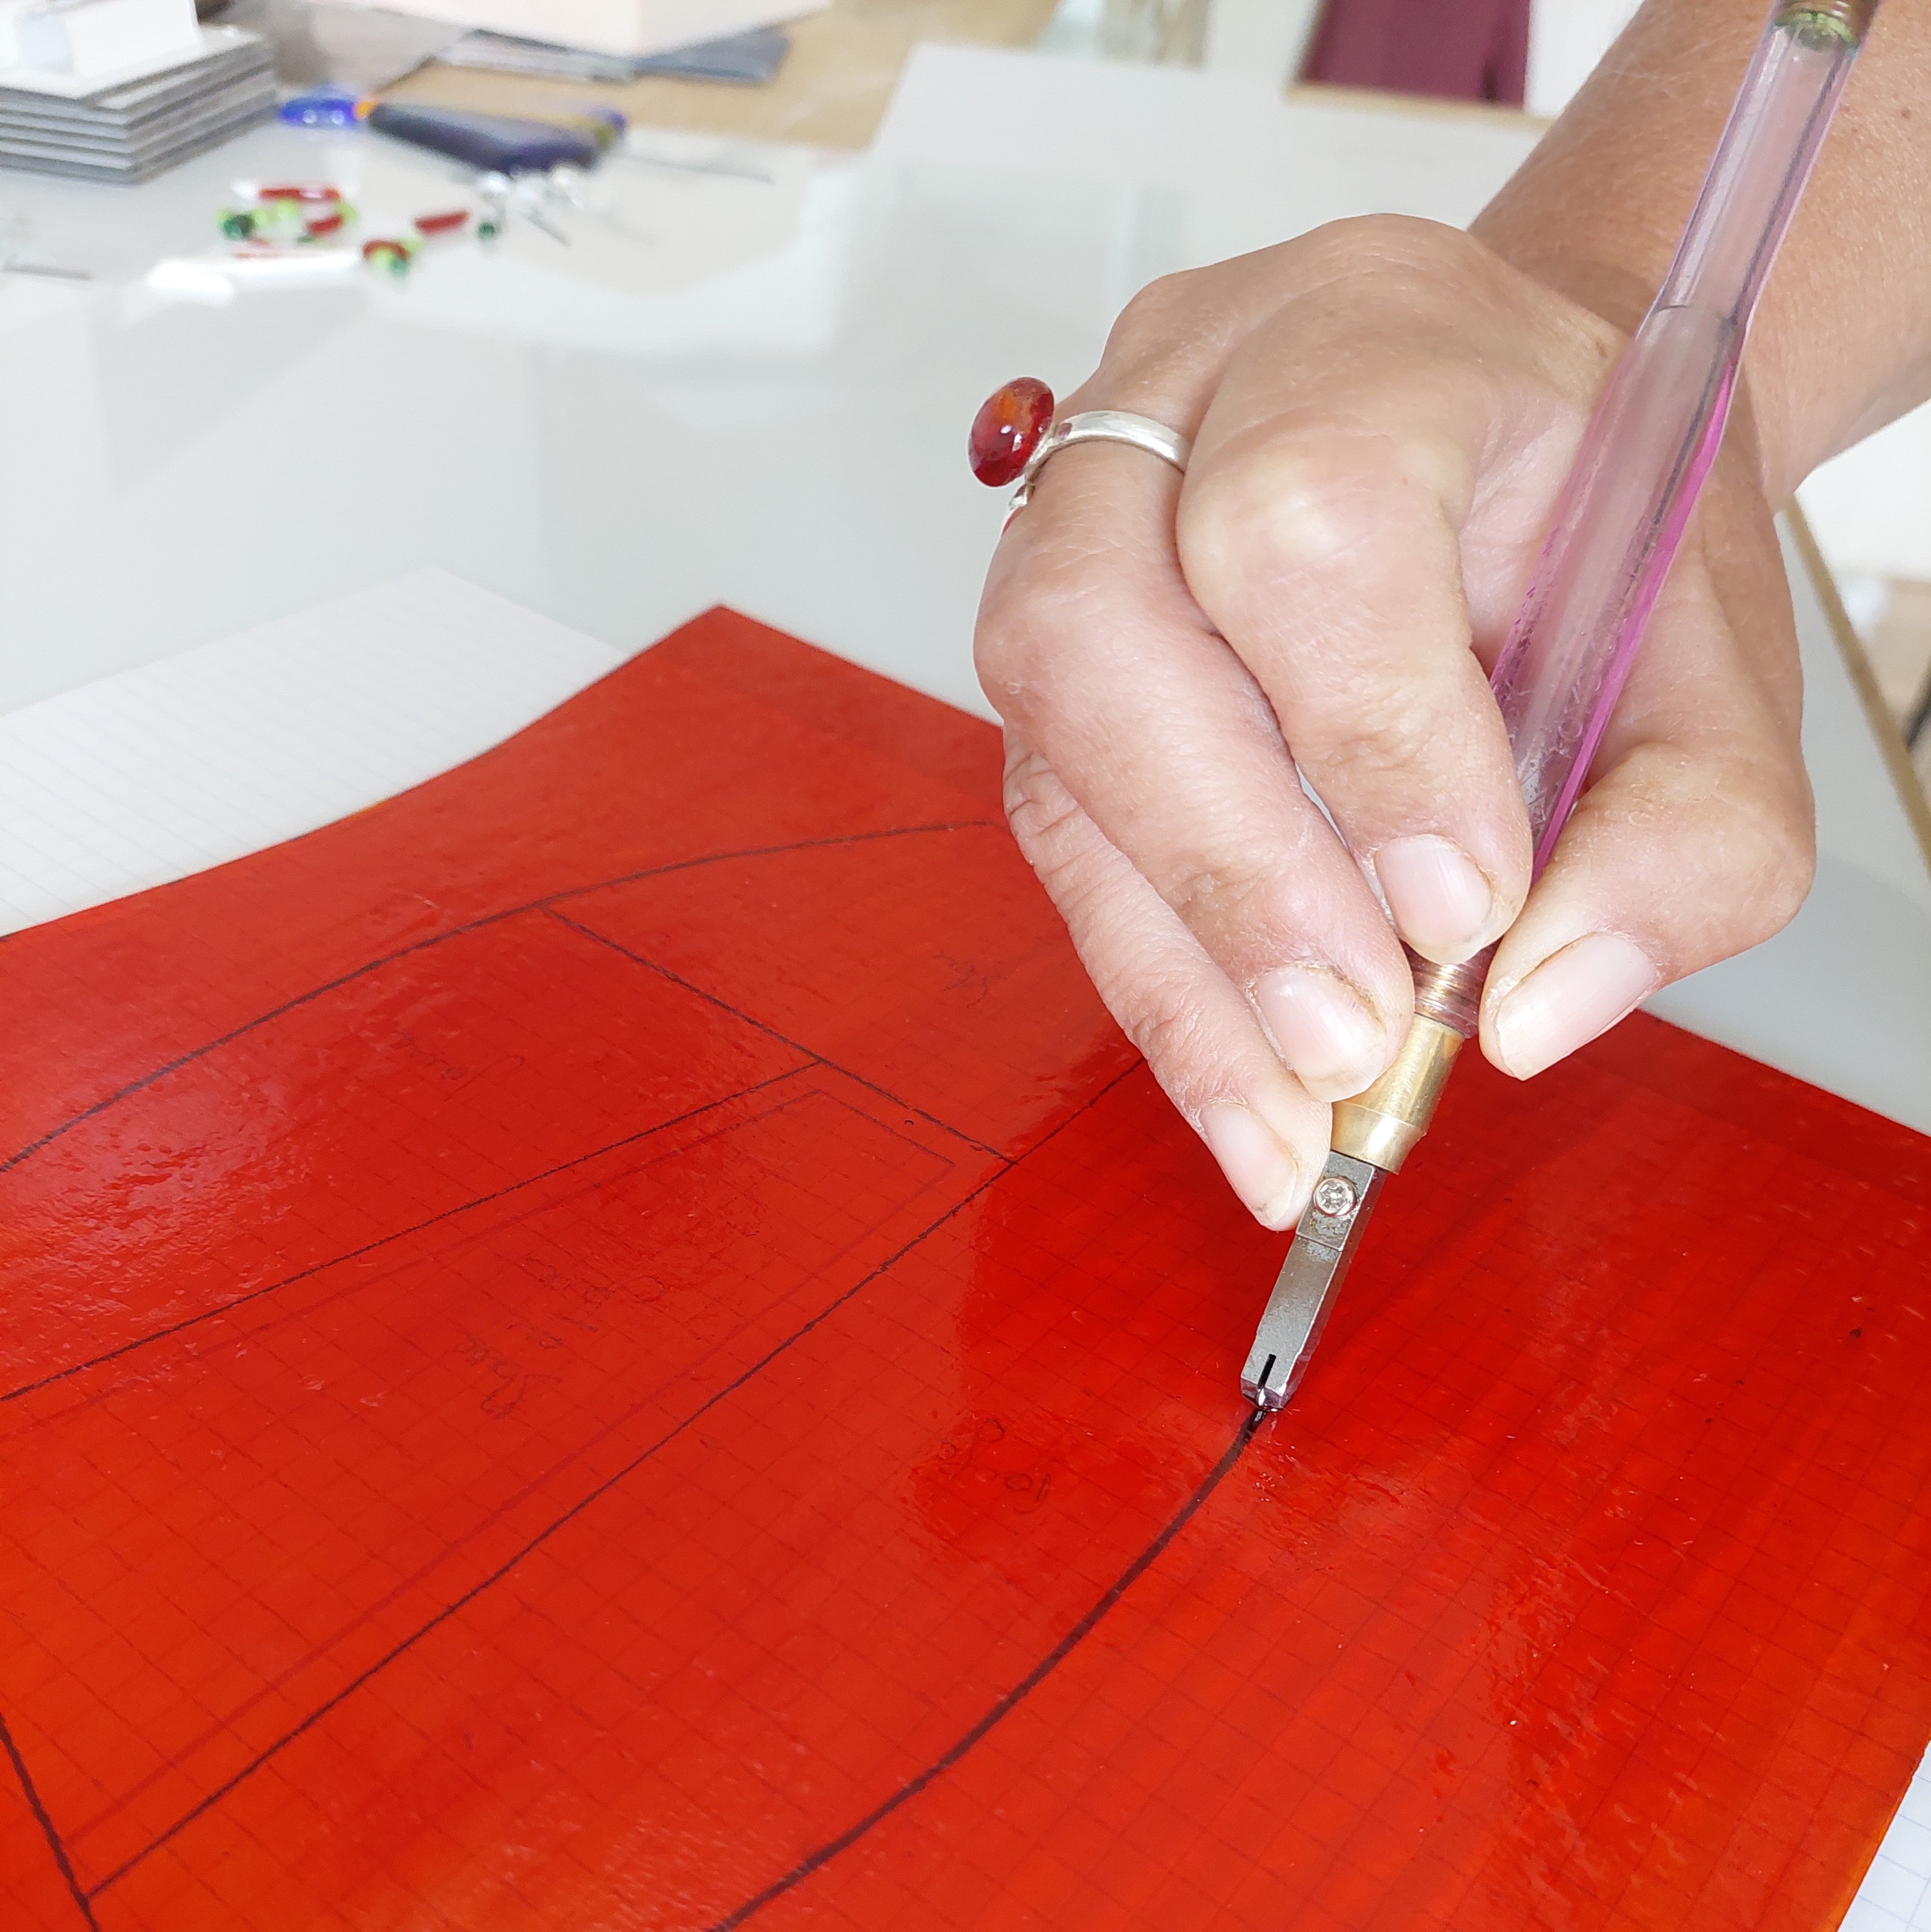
{"left": 1242, "top": 1352, "right": 1290, "bottom": 1413}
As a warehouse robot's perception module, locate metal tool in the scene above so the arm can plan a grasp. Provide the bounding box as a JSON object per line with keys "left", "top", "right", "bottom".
{"left": 1243, "top": 0, "right": 1882, "bottom": 1411}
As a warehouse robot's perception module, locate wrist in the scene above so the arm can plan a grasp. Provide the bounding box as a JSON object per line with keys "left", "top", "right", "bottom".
{"left": 1469, "top": 242, "right": 1783, "bottom": 510}
{"left": 1474, "top": 251, "right": 1652, "bottom": 339}
{"left": 1469, "top": 0, "right": 1931, "bottom": 507}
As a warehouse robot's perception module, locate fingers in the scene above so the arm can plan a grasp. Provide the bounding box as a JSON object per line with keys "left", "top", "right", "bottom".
{"left": 1180, "top": 408, "right": 1523, "bottom": 963}
{"left": 1002, "top": 731, "right": 1327, "bottom": 1229}
{"left": 978, "top": 213, "right": 1809, "bottom": 1200}
{"left": 978, "top": 425, "right": 1414, "bottom": 1105}
{"left": 1173, "top": 223, "right": 1621, "bottom": 969}
{"left": 978, "top": 237, "right": 1502, "bottom": 1228}
{"left": 1480, "top": 503, "right": 1814, "bottom": 1078}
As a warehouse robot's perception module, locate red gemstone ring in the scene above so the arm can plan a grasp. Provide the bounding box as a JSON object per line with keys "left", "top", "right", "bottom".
{"left": 969, "top": 379, "right": 1190, "bottom": 515}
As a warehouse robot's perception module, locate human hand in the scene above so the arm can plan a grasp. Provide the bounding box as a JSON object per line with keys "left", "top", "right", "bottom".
{"left": 974, "top": 216, "right": 1813, "bottom": 1231}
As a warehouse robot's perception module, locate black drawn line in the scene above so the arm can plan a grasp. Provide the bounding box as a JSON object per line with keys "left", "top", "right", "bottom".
{"left": 708, "top": 1408, "right": 1268, "bottom": 1930}
{"left": 547, "top": 909, "right": 1009, "bottom": 1163}
{"left": 1, "top": 1707, "right": 100, "bottom": 1930}
{"left": 89, "top": 1064, "right": 1141, "bottom": 1897}
{"left": 1, "top": 824, "right": 997, "bottom": 1179}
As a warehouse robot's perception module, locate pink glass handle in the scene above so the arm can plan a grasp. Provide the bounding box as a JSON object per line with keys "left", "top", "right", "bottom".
{"left": 1488, "top": 0, "right": 1874, "bottom": 877}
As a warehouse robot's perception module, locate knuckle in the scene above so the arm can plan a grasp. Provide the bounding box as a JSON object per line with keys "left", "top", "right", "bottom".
{"left": 1105, "top": 260, "right": 1261, "bottom": 371}
{"left": 973, "top": 561, "right": 1104, "bottom": 720}
{"left": 1182, "top": 436, "right": 1380, "bottom": 589}
{"left": 1094, "top": 272, "right": 1222, "bottom": 399}
{"left": 1110, "top": 269, "right": 1202, "bottom": 351}
{"left": 972, "top": 606, "right": 1029, "bottom": 712}
{"left": 1182, "top": 427, "right": 1466, "bottom": 610}
{"left": 1291, "top": 216, "right": 1502, "bottom": 332}
{"left": 1001, "top": 742, "right": 1085, "bottom": 863}
{"left": 1156, "top": 849, "right": 1275, "bottom": 958}
{"left": 1314, "top": 675, "right": 1449, "bottom": 775}
{"left": 1587, "top": 743, "right": 1817, "bottom": 960}
{"left": 1101, "top": 218, "right": 1477, "bottom": 401}
{"left": 1721, "top": 791, "right": 1816, "bottom": 944}
{"left": 1121, "top": 970, "right": 1221, "bottom": 1082}
{"left": 1299, "top": 212, "right": 1460, "bottom": 281}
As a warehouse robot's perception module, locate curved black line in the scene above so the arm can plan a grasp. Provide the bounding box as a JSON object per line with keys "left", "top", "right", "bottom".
{"left": 2, "top": 823, "right": 997, "bottom": 1179}
{"left": 1, "top": 1708, "right": 99, "bottom": 1930}
{"left": 1, "top": 1067, "right": 810, "bottom": 1410}
{"left": 707, "top": 1407, "right": 1268, "bottom": 1931}
{"left": 88, "top": 1062, "right": 1142, "bottom": 1899}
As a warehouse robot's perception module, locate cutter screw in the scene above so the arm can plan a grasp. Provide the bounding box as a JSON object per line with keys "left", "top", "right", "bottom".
{"left": 1312, "top": 1176, "right": 1357, "bottom": 1219}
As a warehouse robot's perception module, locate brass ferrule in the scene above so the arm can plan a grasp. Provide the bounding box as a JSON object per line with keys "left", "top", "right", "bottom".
{"left": 1330, "top": 1017, "right": 1466, "bottom": 1175}
{"left": 1776, "top": 0, "right": 1876, "bottom": 46}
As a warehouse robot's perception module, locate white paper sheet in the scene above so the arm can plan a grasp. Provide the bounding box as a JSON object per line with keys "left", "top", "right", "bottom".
{"left": 0, "top": 568, "right": 622, "bottom": 935}
{"left": 1846, "top": 1746, "right": 1931, "bottom": 1932}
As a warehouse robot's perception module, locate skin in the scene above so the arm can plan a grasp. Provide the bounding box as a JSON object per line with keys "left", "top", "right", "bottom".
{"left": 973, "top": 0, "right": 1931, "bottom": 1231}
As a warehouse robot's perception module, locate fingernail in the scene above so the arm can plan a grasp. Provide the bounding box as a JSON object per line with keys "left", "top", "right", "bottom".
{"left": 1491, "top": 932, "right": 1660, "bottom": 1079}
{"left": 1374, "top": 836, "right": 1496, "bottom": 960}
{"left": 1252, "top": 966, "right": 1383, "bottom": 1097}
{"left": 1199, "top": 1103, "right": 1306, "bottom": 1230}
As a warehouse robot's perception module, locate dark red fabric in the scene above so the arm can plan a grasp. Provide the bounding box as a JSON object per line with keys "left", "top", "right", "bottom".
{"left": 1302, "top": 0, "right": 1530, "bottom": 106}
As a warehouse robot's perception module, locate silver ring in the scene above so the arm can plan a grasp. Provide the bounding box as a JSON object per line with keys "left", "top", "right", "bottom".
{"left": 1009, "top": 409, "right": 1190, "bottom": 513}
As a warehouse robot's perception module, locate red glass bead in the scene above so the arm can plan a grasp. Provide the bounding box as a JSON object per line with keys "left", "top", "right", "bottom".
{"left": 305, "top": 211, "right": 346, "bottom": 237}
{"left": 415, "top": 208, "right": 470, "bottom": 236}
{"left": 969, "top": 378, "right": 1053, "bottom": 487}
{"left": 261, "top": 183, "right": 342, "bottom": 203}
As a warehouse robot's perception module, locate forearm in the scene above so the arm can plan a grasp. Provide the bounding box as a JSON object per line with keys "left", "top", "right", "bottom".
{"left": 1471, "top": 0, "right": 1931, "bottom": 501}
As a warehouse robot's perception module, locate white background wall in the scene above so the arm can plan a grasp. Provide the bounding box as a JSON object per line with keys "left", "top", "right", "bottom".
{"left": 1526, "top": 0, "right": 1640, "bottom": 115}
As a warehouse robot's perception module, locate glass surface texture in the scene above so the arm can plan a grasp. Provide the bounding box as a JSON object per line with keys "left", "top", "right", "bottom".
{"left": 4, "top": 618, "right": 1930, "bottom": 1929}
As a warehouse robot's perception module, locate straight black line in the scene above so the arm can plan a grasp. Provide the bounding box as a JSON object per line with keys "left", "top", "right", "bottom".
{"left": 8, "top": 808, "right": 1007, "bottom": 1406}
{"left": 706, "top": 1406, "right": 1268, "bottom": 1931}
{"left": 2, "top": 1068, "right": 810, "bottom": 1409}
{"left": 548, "top": 910, "right": 1009, "bottom": 1163}
{"left": 0, "top": 1709, "right": 100, "bottom": 1930}
{"left": 88, "top": 1211, "right": 973, "bottom": 1895}
{"left": 89, "top": 1062, "right": 1141, "bottom": 1900}
{"left": 2, "top": 823, "right": 996, "bottom": 1180}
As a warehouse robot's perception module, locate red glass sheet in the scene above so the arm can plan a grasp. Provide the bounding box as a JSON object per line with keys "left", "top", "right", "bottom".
{"left": 4, "top": 608, "right": 1931, "bottom": 1932}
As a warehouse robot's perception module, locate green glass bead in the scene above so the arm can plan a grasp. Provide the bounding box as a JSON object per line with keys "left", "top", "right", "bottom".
{"left": 361, "top": 236, "right": 420, "bottom": 278}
